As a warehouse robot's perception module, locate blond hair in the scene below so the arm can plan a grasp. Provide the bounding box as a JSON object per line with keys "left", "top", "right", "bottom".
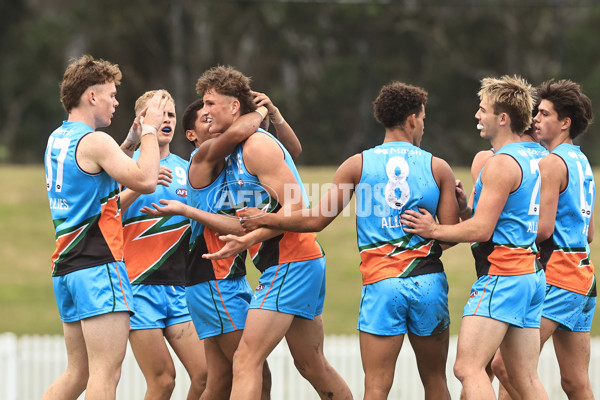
{"left": 134, "top": 90, "right": 175, "bottom": 116}
{"left": 478, "top": 75, "right": 533, "bottom": 134}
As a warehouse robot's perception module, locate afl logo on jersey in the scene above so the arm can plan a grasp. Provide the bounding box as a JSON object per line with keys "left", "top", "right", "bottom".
{"left": 255, "top": 284, "right": 265, "bottom": 292}
{"left": 238, "top": 178, "right": 244, "bottom": 187}
{"left": 469, "top": 290, "right": 478, "bottom": 299}
{"left": 176, "top": 188, "right": 187, "bottom": 197}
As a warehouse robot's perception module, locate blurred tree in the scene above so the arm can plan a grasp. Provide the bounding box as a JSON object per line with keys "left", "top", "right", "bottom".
{"left": 0, "top": 0, "right": 598, "bottom": 165}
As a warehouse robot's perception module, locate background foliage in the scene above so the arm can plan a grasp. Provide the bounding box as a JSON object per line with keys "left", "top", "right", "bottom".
{"left": 1, "top": 0, "right": 599, "bottom": 165}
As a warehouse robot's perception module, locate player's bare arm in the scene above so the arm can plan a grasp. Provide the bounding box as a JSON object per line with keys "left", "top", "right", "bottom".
{"left": 252, "top": 90, "right": 302, "bottom": 159}
{"left": 141, "top": 199, "right": 243, "bottom": 235}
{"left": 537, "top": 154, "right": 564, "bottom": 242}
{"left": 120, "top": 115, "right": 142, "bottom": 157}
{"left": 189, "top": 106, "right": 267, "bottom": 187}
{"left": 120, "top": 166, "right": 173, "bottom": 212}
{"left": 401, "top": 154, "right": 518, "bottom": 243}
{"left": 78, "top": 90, "right": 168, "bottom": 193}
{"left": 241, "top": 154, "right": 361, "bottom": 233}
{"left": 203, "top": 133, "right": 306, "bottom": 260}
{"left": 431, "top": 157, "right": 460, "bottom": 248}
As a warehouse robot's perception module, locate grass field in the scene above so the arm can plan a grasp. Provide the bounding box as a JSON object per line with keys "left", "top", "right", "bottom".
{"left": 1, "top": 165, "right": 598, "bottom": 336}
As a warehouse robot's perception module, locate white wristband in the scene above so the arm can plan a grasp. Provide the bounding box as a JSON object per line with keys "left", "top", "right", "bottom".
{"left": 141, "top": 124, "right": 158, "bottom": 136}
{"left": 255, "top": 109, "right": 266, "bottom": 119}
{"left": 272, "top": 116, "right": 285, "bottom": 125}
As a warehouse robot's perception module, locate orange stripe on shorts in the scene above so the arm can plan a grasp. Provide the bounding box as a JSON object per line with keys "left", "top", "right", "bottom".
{"left": 473, "top": 275, "right": 492, "bottom": 315}
{"left": 114, "top": 262, "right": 131, "bottom": 312}
{"left": 260, "top": 264, "right": 283, "bottom": 309}
{"left": 214, "top": 280, "right": 237, "bottom": 331}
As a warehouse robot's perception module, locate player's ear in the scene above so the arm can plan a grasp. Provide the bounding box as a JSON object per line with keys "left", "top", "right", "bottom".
{"left": 85, "top": 88, "right": 96, "bottom": 105}
{"left": 185, "top": 129, "right": 197, "bottom": 143}
{"left": 231, "top": 99, "right": 240, "bottom": 115}
{"left": 406, "top": 113, "right": 416, "bottom": 128}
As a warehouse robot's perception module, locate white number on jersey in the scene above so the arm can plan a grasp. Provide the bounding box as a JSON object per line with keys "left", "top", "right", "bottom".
{"left": 528, "top": 158, "right": 542, "bottom": 215}
{"left": 576, "top": 161, "right": 595, "bottom": 218}
{"left": 384, "top": 156, "right": 410, "bottom": 210}
{"left": 45, "top": 136, "right": 71, "bottom": 193}
{"left": 174, "top": 166, "right": 186, "bottom": 185}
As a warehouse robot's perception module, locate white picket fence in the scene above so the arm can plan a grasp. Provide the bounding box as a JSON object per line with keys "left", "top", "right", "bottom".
{"left": 1, "top": 333, "right": 599, "bottom": 399}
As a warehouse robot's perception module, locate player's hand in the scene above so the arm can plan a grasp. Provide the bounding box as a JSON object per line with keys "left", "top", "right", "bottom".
{"left": 202, "top": 235, "right": 251, "bottom": 260}
{"left": 158, "top": 166, "right": 173, "bottom": 187}
{"left": 124, "top": 115, "right": 142, "bottom": 147}
{"left": 455, "top": 179, "right": 468, "bottom": 214}
{"left": 252, "top": 90, "right": 276, "bottom": 114}
{"left": 400, "top": 208, "right": 438, "bottom": 239}
{"left": 239, "top": 207, "right": 265, "bottom": 232}
{"left": 140, "top": 199, "right": 185, "bottom": 217}
{"left": 139, "top": 90, "right": 168, "bottom": 131}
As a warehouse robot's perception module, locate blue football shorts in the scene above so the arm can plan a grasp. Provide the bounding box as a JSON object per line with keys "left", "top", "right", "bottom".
{"left": 250, "top": 257, "right": 326, "bottom": 320}
{"left": 129, "top": 284, "right": 191, "bottom": 330}
{"left": 542, "top": 284, "right": 596, "bottom": 332}
{"left": 357, "top": 272, "right": 450, "bottom": 336}
{"left": 53, "top": 261, "right": 134, "bottom": 323}
{"left": 186, "top": 276, "right": 252, "bottom": 340}
{"left": 463, "top": 269, "right": 545, "bottom": 328}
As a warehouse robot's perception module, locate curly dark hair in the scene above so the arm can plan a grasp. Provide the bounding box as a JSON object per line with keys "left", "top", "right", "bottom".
{"left": 60, "top": 55, "right": 122, "bottom": 113}
{"left": 373, "top": 82, "right": 428, "bottom": 129}
{"left": 195, "top": 65, "right": 256, "bottom": 115}
{"left": 182, "top": 98, "right": 204, "bottom": 146}
{"left": 537, "top": 79, "right": 593, "bottom": 139}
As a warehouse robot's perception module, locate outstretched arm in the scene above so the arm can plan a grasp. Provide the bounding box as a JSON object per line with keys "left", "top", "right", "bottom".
{"left": 240, "top": 154, "right": 361, "bottom": 233}
{"left": 401, "top": 154, "right": 517, "bottom": 243}
{"left": 141, "top": 199, "right": 243, "bottom": 235}
{"left": 203, "top": 133, "right": 318, "bottom": 260}
{"left": 120, "top": 166, "right": 173, "bottom": 212}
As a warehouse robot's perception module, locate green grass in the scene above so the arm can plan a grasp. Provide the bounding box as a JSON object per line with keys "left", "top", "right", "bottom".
{"left": 1, "top": 165, "right": 599, "bottom": 336}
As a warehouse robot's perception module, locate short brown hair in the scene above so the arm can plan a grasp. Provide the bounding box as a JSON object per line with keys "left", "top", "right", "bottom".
{"left": 373, "top": 82, "right": 428, "bottom": 129}
{"left": 537, "top": 79, "right": 593, "bottom": 139}
{"left": 60, "top": 55, "right": 122, "bottom": 113}
{"left": 195, "top": 65, "right": 256, "bottom": 115}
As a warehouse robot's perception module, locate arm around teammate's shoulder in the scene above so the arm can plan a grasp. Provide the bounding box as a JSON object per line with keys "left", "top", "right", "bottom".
{"left": 195, "top": 107, "right": 267, "bottom": 165}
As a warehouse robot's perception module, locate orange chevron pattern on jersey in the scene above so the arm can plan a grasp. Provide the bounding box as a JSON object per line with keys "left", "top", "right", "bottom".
{"left": 123, "top": 218, "right": 189, "bottom": 282}
{"left": 545, "top": 249, "right": 595, "bottom": 295}
{"left": 248, "top": 231, "right": 323, "bottom": 265}
{"left": 359, "top": 240, "right": 437, "bottom": 285}
{"left": 51, "top": 225, "right": 87, "bottom": 273}
{"left": 487, "top": 245, "right": 537, "bottom": 276}
{"left": 278, "top": 232, "right": 322, "bottom": 263}
{"left": 204, "top": 226, "right": 242, "bottom": 279}
{"left": 98, "top": 193, "right": 124, "bottom": 262}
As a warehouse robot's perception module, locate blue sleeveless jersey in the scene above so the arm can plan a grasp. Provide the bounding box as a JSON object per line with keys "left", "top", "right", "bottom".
{"left": 45, "top": 121, "right": 123, "bottom": 276}
{"left": 541, "top": 144, "right": 596, "bottom": 296}
{"left": 471, "top": 142, "right": 540, "bottom": 277}
{"left": 186, "top": 148, "right": 246, "bottom": 286}
{"left": 224, "top": 129, "right": 323, "bottom": 272}
{"left": 122, "top": 152, "right": 190, "bottom": 285}
{"left": 356, "top": 142, "right": 443, "bottom": 285}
